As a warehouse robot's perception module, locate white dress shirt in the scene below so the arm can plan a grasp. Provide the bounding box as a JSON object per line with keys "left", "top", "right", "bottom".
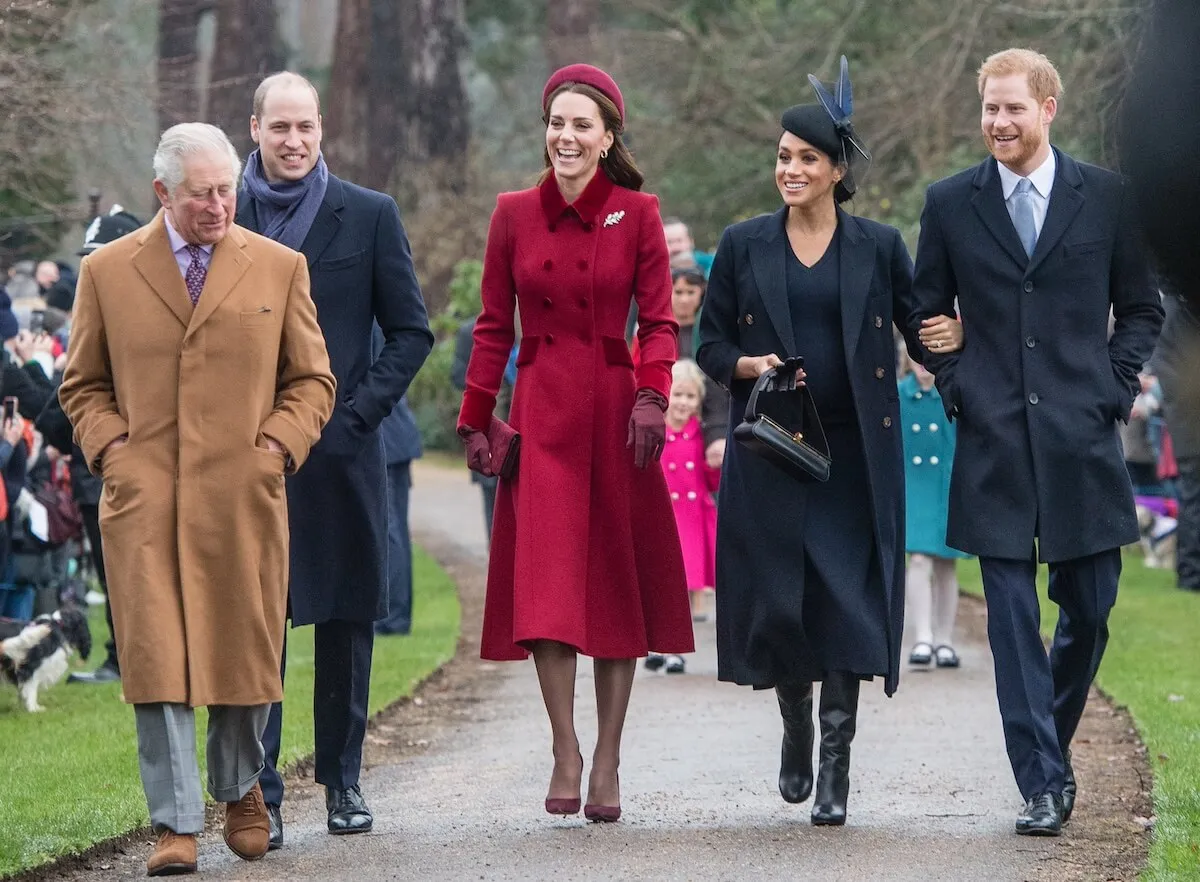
{"left": 998, "top": 149, "right": 1056, "bottom": 240}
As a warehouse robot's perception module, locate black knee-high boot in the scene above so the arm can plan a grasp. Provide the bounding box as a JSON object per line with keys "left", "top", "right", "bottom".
{"left": 775, "top": 682, "right": 814, "bottom": 804}
{"left": 811, "top": 671, "right": 860, "bottom": 826}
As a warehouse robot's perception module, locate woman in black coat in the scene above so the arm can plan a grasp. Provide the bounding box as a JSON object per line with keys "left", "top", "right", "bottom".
{"left": 697, "top": 62, "right": 961, "bottom": 826}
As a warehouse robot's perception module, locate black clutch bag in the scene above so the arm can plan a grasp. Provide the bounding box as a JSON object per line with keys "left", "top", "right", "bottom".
{"left": 732, "top": 357, "right": 831, "bottom": 483}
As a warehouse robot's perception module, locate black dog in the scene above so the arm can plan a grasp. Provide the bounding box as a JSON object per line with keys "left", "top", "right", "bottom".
{"left": 0, "top": 608, "right": 92, "bottom": 711}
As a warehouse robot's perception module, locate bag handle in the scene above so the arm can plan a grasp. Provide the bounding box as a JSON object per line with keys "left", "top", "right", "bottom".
{"left": 742, "top": 356, "right": 805, "bottom": 422}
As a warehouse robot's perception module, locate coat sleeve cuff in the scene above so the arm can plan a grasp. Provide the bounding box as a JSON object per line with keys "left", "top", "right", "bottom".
{"left": 458, "top": 389, "right": 497, "bottom": 433}
{"left": 81, "top": 414, "right": 130, "bottom": 475}
{"left": 260, "top": 413, "right": 310, "bottom": 474}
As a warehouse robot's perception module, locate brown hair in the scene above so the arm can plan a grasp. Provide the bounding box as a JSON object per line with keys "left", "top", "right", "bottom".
{"left": 253, "top": 72, "right": 322, "bottom": 119}
{"left": 977, "top": 48, "right": 1063, "bottom": 103}
{"left": 539, "top": 83, "right": 644, "bottom": 191}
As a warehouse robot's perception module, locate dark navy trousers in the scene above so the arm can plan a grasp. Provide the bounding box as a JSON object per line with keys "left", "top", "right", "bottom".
{"left": 978, "top": 548, "right": 1120, "bottom": 801}
{"left": 375, "top": 462, "right": 413, "bottom": 635}
{"left": 259, "top": 619, "right": 375, "bottom": 807}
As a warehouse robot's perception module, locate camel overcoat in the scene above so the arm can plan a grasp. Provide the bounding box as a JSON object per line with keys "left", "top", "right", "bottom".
{"left": 58, "top": 212, "right": 335, "bottom": 706}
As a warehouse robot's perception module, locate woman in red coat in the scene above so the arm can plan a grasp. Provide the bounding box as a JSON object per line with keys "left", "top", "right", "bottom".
{"left": 457, "top": 64, "right": 693, "bottom": 822}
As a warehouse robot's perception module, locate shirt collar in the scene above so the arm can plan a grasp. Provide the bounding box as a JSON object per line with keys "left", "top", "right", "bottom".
{"left": 998, "top": 149, "right": 1057, "bottom": 200}
{"left": 539, "top": 171, "right": 615, "bottom": 228}
{"left": 163, "top": 211, "right": 214, "bottom": 255}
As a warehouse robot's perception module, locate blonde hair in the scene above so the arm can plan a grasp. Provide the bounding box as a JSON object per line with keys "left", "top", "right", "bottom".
{"left": 672, "top": 359, "right": 707, "bottom": 401}
{"left": 977, "top": 48, "right": 1063, "bottom": 104}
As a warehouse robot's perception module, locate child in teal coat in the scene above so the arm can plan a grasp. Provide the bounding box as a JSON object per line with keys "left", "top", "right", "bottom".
{"left": 900, "top": 363, "right": 970, "bottom": 668}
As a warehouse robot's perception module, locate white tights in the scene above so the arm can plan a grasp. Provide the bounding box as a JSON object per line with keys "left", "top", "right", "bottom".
{"left": 905, "top": 554, "right": 959, "bottom": 647}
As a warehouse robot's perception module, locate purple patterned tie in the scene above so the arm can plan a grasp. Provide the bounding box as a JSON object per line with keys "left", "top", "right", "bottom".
{"left": 184, "top": 244, "right": 206, "bottom": 306}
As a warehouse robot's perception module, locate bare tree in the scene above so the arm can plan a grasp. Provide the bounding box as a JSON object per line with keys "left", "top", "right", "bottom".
{"left": 207, "top": 0, "right": 283, "bottom": 157}
{"left": 545, "top": 0, "right": 599, "bottom": 70}
{"left": 158, "top": 0, "right": 207, "bottom": 133}
{"left": 323, "top": 0, "right": 370, "bottom": 182}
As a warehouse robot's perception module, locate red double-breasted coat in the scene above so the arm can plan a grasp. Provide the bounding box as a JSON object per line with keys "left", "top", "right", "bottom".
{"left": 459, "top": 171, "right": 694, "bottom": 660}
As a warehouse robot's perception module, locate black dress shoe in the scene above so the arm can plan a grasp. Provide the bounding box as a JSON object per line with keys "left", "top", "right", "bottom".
{"left": 68, "top": 662, "right": 120, "bottom": 684}
{"left": 1015, "top": 792, "right": 1063, "bottom": 836}
{"left": 326, "top": 785, "right": 373, "bottom": 834}
{"left": 267, "top": 804, "right": 283, "bottom": 850}
{"left": 776, "top": 682, "right": 814, "bottom": 804}
{"left": 1061, "top": 749, "right": 1076, "bottom": 824}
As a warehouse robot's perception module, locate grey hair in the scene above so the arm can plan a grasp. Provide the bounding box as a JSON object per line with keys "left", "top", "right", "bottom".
{"left": 152, "top": 123, "right": 242, "bottom": 193}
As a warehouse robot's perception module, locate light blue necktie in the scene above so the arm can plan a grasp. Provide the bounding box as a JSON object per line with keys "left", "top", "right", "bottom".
{"left": 1012, "top": 177, "right": 1038, "bottom": 258}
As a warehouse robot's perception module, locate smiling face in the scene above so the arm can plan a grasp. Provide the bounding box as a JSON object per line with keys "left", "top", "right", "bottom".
{"left": 668, "top": 378, "right": 702, "bottom": 425}
{"left": 153, "top": 149, "right": 236, "bottom": 246}
{"left": 546, "top": 90, "right": 614, "bottom": 189}
{"left": 981, "top": 73, "right": 1056, "bottom": 176}
{"left": 775, "top": 131, "right": 841, "bottom": 210}
{"left": 250, "top": 81, "right": 322, "bottom": 183}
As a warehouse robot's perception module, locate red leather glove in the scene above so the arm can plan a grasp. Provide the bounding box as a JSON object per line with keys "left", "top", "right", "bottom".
{"left": 627, "top": 388, "right": 668, "bottom": 469}
{"left": 459, "top": 426, "right": 495, "bottom": 477}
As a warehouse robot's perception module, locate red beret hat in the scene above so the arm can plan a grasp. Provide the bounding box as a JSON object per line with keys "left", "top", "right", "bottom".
{"left": 542, "top": 63, "right": 625, "bottom": 124}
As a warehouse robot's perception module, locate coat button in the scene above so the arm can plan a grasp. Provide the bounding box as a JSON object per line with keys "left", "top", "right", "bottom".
{"left": 543, "top": 259, "right": 553, "bottom": 270}
{"left": 546, "top": 333, "right": 555, "bottom": 344}
{"left": 1026, "top": 336, "right": 1036, "bottom": 348}
{"left": 744, "top": 313, "right": 754, "bottom": 325}
{"left": 883, "top": 417, "right": 893, "bottom": 428}
{"left": 579, "top": 298, "right": 589, "bottom": 308}
{"left": 929, "top": 423, "right": 939, "bottom": 432}
{"left": 912, "top": 423, "right": 921, "bottom": 432}
{"left": 578, "top": 259, "right": 588, "bottom": 270}
{"left": 670, "top": 492, "right": 680, "bottom": 501}
{"left": 874, "top": 316, "right": 883, "bottom": 328}
{"left": 875, "top": 367, "right": 885, "bottom": 379}
{"left": 687, "top": 491, "right": 697, "bottom": 500}
{"left": 685, "top": 461, "right": 695, "bottom": 470}
{"left": 582, "top": 222, "right": 594, "bottom": 232}
{"left": 668, "top": 462, "right": 677, "bottom": 471}
{"left": 915, "top": 391, "right": 922, "bottom": 399}
{"left": 543, "top": 297, "right": 553, "bottom": 308}
{"left": 1028, "top": 392, "right": 1039, "bottom": 405}
{"left": 548, "top": 223, "right": 557, "bottom": 233}
{"left": 1024, "top": 281, "right": 1034, "bottom": 293}
{"left": 913, "top": 456, "right": 923, "bottom": 465}
{"left": 667, "top": 434, "right": 676, "bottom": 442}
{"left": 930, "top": 456, "right": 940, "bottom": 465}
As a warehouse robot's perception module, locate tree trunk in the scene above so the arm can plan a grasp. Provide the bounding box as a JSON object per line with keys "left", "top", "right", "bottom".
{"left": 544, "top": 0, "right": 598, "bottom": 71}
{"left": 322, "top": 0, "right": 370, "bottom": 182}
{"left": 207, "top": 0, "right": 282, "bottom": 158}
{"left": 157, "top": 0, "right": 206, "bottom": 133}
{"left": 385, "top": 0, "right": 469, "bottom": 210}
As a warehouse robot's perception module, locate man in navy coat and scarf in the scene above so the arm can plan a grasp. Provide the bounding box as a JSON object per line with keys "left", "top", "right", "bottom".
{"left": 237, "top": 72, "right": 433, "bottom": 846}
{"left": 911, "top": 49, "right": 1162, "bottom": 837}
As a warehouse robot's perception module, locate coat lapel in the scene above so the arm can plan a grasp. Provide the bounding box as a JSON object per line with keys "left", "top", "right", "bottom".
{"left": 131, "top": 211, "right": 194, "bottom": 330}
{"left": 297, "top": 175, "right": 344, "bottom": 266}
{"left": 971, "top": 158, "right": 1029, "bottom": 269}
{"left": 837, "top": 211, "right": 876, "bottom": 362}
{"left": 1026, "top": 149, "right": 1084, "bottom": 276}
{"left": 748, "top": 208, "right": 796, "bottom": 356}
{"left": 184, "top": 225, "right": 251, "bottom": 341}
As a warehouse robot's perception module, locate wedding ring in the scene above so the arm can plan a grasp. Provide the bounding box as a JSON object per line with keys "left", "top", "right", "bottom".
{"left": 933, "top": 340, "right": 942, "bottom": 349}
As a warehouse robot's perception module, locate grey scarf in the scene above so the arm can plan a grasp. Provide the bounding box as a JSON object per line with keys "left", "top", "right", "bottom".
{"left": 242, "top": 150, "right": 329, "bottom": 252}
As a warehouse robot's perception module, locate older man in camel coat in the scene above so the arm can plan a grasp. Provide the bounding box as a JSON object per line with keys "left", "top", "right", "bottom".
{"left": 59, "top": 123, "right": 335, "bottom": 877}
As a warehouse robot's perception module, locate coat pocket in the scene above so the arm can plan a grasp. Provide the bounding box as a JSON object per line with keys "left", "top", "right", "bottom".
{"left": 316, "top": 250, "right": 366, "bottom": 271}
{"left": 239, "top": 309, "right": 274, "bottom": 328}
{"left": 601, "top": 335, "right": 634, "bottom": 368}
{"left": 515, "top": 336, "right": 540, "bottom": 367}
{"left": 1063, "top": 238, "right": 1107, "bottom": 259}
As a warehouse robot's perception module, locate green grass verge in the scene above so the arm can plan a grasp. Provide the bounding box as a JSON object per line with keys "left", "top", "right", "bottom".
{"left": 0, "top": 546, "right": 460, "bottom": 878}
{"left": 958, "top": 553, "right": 1199, "bottom": 880}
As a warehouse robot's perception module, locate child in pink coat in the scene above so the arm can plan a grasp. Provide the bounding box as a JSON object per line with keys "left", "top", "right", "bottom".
{"left": 646, "top": 359, "right": 719, "bottom": 675}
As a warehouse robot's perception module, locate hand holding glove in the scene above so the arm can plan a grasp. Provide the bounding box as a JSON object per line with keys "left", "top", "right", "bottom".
{"left": 626, "top": 388, "right": 668, "bottom": 469}
{"left": 459, "top": 426, "right": 495, "bottom": 477}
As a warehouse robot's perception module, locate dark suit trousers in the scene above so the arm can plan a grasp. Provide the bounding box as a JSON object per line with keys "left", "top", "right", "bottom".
{"left": 376, "top": 462, "right": 413, "bottom": 634}
{"left": 979, "top": 549, "right": 1120, "bottom": 801}
{"left": 81, "top": 504, "right": 117, "bottom": 669}
{"left": 259, "top": 620, "right": 375, "bottom": 807}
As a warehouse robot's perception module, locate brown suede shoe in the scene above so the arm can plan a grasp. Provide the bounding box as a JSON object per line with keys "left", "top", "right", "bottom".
{"left": 146, "top": 830, "right": 197, "bottom": 876}
{"left": 223, "top": 782, "right": 270, "bottom": 860}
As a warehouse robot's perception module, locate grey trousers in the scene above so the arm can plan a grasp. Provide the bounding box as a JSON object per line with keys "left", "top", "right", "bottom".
{"left": 134, "top": 702, "right": 270, "bottom": 834}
